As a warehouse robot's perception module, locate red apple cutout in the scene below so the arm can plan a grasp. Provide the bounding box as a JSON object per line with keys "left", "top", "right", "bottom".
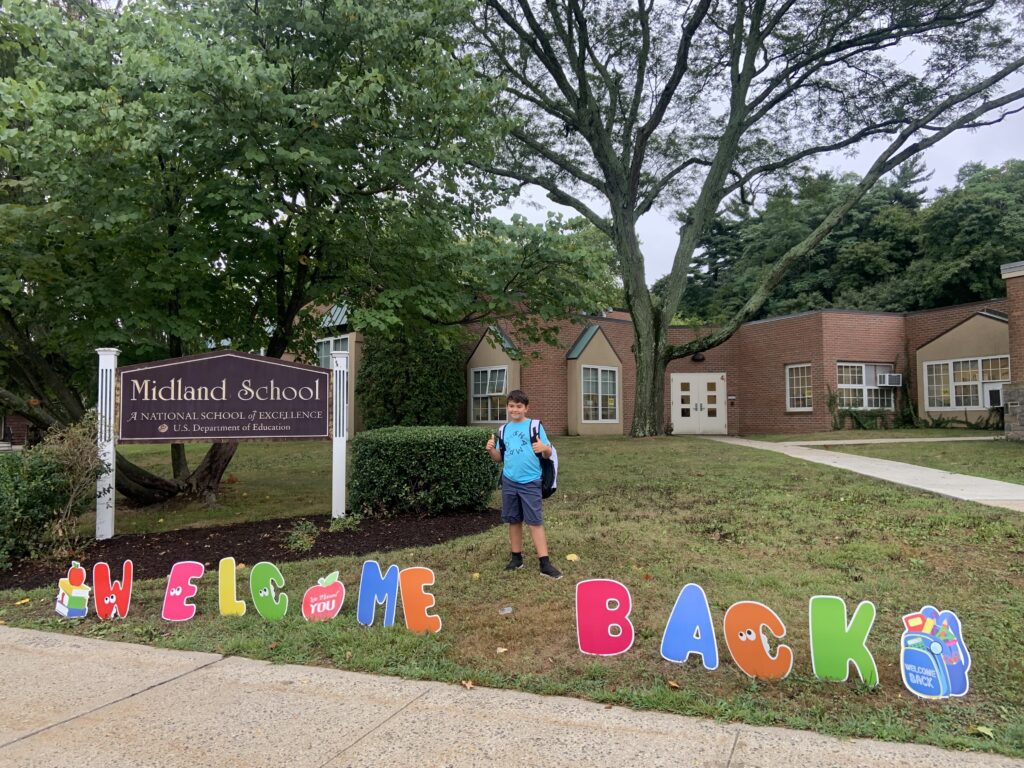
{"left": 301, "top": 571, "right": 345, "bottom": 622}
{"left": 67, "top": 561, "right": 87, "bottom": 588}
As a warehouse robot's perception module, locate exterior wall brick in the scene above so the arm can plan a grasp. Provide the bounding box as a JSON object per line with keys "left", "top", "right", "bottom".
{"left": 1002, "top": 274, "right": 1024, "bottom": 438}
{"left": 1, "top": 413, "right": 31, "bottom": 445}
{"left": 461, "top": 300, "right": 1009, "bottom": 436}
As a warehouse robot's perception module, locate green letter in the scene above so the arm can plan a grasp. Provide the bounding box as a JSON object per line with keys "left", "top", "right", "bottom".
{"left": 250, "top": 561, "right": 288, "bottom": 621}
{"left": 808, "top": 596, "right": 878, "bottom": 687}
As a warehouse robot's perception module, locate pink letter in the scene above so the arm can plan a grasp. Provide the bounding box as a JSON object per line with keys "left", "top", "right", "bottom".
{"left": 162, "top": 561, "right": 205, "bottom": 622}
{"left": 576, "top": 579, "right": 634, "bottom": 656}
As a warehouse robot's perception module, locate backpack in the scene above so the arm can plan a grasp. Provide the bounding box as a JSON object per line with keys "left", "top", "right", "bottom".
{"left": 498, "top": 419, "right": 558, "bottom": 498}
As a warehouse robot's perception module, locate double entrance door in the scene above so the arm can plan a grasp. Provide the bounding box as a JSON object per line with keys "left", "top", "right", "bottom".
{"left": 669, "top": 372, "right": 728, "bottom": 435}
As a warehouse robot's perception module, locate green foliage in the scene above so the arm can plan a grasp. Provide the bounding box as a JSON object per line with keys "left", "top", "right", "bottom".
{"left": 0, "top": 416, "right": 106, "bottom": 569}
{"left": 356, "top": 328, "right": 468, "bottom": 429}
{"left": 349, "top": 426, "right": 499, "bottom": 517}
{"left": 0, "top": 451, "right": 68, "bottom": 571}
{"left": 285, "top": 520, "right": 319, "bottom": 554}
{"left": 662, "top": 159, "right": 1024, "bottom": 322}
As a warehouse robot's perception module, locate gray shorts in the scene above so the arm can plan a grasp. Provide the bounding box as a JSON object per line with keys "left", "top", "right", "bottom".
{"left": 500, "top": 477, "right": 544, "bottom": 526}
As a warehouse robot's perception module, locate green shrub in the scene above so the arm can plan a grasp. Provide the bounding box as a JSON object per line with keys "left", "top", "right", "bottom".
{"left": 349, "top": 426, "right": 499, "bottom": 517}
{"left": 0, "top": 415, "right": 105, "bottom": 571}
{"left": 0, "top": 450, "right": 69, "bottom": 571}
{"left": 285, "top": 519, "right": 318, "bottom": 553}
{"left": 356, "top": 328, "right": 468, "bottom": 429}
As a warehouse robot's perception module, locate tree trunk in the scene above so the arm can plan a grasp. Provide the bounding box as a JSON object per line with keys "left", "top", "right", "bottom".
{"left": 185, "top": 442, "right": 238, "bottom": 500}
{"left": 613, "top": 209, "right": 669, "bottom": 436}
{"left": 171, "top": 443, "right": 189, "bottom": 480}
{"left": 631, "top": 324, "right": 668, "bottom": 436}
{"left": 115, "top": 443, "right": 237, "bottom": 505}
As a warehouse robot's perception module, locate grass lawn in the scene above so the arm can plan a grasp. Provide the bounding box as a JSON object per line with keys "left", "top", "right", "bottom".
{"left": 77, "top": 441, "right": 335, "bottom": 536}
{"left": 747, "top": 428, "right": 997, "bottom": 442}
{"left": 3, "top": 436, "right": 1023, "bottom": 756}
{"left": 828, "top": 440, "right": 1024, "bottom": 485}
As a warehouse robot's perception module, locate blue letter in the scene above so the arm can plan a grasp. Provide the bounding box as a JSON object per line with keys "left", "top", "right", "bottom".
{"left": 357, "top": 560, "right": 400, "bottom": 627}
{"left": 660, "top": 583, "right": 719, "bottom": 669}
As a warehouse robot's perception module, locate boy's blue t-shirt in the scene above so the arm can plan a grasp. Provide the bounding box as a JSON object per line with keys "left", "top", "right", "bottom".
{"left": 500, "top": 419, "right": 550, "bottom": 483}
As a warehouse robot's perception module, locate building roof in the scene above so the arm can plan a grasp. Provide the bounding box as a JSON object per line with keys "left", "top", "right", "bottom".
{"left": 488, "top": 325, "right": 518, "bottom": 354}
{"left": 566, "top": 324, "right": 600, "bottom": 359}
{"left": 320, "top": 305, "right": 348, "bottom": 328}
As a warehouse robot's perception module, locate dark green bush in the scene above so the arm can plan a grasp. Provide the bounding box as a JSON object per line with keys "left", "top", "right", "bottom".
{"left": 0, "top": 415, "right": 105, "bottom": 571}
{"left": 0, "top": 450, "right": 69, "bottom": 571}
{"left": 349, "top": 426, "right": 499, "bottom": 517}
{"left": 356, "top": 328, "right": 468, "bottom": 429}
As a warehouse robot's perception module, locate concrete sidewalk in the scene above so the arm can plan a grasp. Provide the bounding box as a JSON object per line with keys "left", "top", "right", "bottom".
{"left": 0, "top": 626, "right": 1019, "bottom": 768}
{"left": 704, "top": 436, "right": 1024, "bottom": 512}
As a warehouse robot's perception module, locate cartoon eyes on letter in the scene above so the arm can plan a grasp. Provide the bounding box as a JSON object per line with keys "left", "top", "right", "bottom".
{"left": 105, "top": 595, "right": 116, "bottom": 605}
{"left": 259, "top": 588, "right": 270, "bottom": 598}
{"left": 169, "top": 586, "right": 183, "bottom": 597}
{"left": 737, "top": 628, "right": 757, "bottom": 641}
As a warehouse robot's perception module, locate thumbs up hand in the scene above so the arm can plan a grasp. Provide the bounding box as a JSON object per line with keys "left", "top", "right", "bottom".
{"left": 486, "top": 433, "right": 496, "bottom": 451}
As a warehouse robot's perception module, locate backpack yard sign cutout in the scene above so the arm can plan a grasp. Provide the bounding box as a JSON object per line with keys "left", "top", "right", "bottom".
{"left": 95, "top": 348, "right": 350, "bottom": 540}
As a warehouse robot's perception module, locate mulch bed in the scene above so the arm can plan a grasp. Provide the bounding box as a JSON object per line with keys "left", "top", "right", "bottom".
{"left": 0, "top": 509, "right": 501, "bottom": 592}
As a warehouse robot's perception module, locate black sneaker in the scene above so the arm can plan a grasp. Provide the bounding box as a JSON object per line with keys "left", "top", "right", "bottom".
{"left": 539, "top": 558, "right": 562, "bottom": 580}
{"left": 505, "top": 553, "right": 524, "bottom": 571}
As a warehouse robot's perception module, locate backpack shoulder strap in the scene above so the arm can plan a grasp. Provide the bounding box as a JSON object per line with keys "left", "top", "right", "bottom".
{"left": 498, "top": 424, "right": 506, "bottom": 454}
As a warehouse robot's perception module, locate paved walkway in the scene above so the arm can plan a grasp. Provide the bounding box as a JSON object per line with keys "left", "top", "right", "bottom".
{"left": 0, "top": 626, "right": 1019, "bottom": 768}
{"left": 704, "top": 436, "right": 1024, "bottom": 512}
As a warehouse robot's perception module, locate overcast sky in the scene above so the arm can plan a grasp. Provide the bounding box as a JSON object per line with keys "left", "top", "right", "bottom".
{"left": 497, "top": 110, "right": 1024, "bottom": 287}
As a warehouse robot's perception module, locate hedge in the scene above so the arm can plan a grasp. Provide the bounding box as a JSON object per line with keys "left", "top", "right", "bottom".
{"left": 0, "top": 451, "right": 69, "bottom": 571}
{"left": 349, "top": 426, "right": 499, "bottom": 517}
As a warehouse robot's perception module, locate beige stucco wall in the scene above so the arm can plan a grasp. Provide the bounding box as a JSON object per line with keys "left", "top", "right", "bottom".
{"left": 467, "top": 336, "right": 520, "bottom": 426}
{"left": 917, "top": 315, "right": 1009, "bottom": 421}
{"left": 568, "top": 328, "right": 623, "bottom": 436}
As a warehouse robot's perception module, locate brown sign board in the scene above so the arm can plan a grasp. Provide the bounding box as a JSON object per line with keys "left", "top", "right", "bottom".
{"left": 118, "top": 350, "right": 330, "bottom": 443}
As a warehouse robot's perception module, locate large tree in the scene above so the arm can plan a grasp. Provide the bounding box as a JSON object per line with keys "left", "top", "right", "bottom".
{"left": 473, "top": 0, "right": 1024, "bottom": 435}
{"left": 0, "top": 0, "right": 615, "bottom": 503}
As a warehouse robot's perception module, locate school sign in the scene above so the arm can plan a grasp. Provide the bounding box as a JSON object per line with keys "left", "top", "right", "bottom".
{"left": 118, "top": 351, "right": 329, "bottom": 442}
{"left": 95, "top": 348, "right": 349, "bottom": 541}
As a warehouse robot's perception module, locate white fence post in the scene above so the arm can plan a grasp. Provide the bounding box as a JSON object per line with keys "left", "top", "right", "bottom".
{"left": 96, "top": 347, "right": 119, "bottom": 540}
{"left": 331, "top": 351, "right": 349, "bottom": 518}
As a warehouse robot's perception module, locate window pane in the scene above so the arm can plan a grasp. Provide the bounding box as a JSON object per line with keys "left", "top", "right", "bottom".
{"left": 472, "top": 370, "right": 485, "bottom": 396}
{"left": 838, "top": 389, "right": 863, "bottom": 408}
{"left": 866, "top": 388, "right": 894, "bottom": 409}
{"left": 926, "top": 363, "right": 951, "bottom": 408}
{"left": 787, "top": 364, "right": 812, "bottom": 409}
{"left": 953, "top": 360, "right": 979, "bottom": 383}
{"left": 954, "top": 384, "right": 979, "bottom": 407}
{"left": 707, "top": 382, "right": 716, "bottom": 392}
{"left": 837, "top": 364, "right": 863, "bottom": 386}
{"left": 982, "top": 356, "right": 1010, "bottom": 382}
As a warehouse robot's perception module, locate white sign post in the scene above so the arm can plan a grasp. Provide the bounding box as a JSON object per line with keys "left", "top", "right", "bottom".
{"left": 96, "top": 347, "right": 120, "bottom": 540}
{"left": 331, "top": 351, "right": 349, "bottom": 518}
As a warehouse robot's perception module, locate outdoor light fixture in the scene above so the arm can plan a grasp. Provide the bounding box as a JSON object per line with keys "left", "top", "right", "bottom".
{"left": 691, "top": 352, "right": 705, "bottom": 362}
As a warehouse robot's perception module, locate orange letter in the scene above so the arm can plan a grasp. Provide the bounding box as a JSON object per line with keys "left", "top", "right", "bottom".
{"left": 724, "top": 601, "right": 793, "bottom": 681}
{"left": 399, "top": 567, "right": 442, "bottom": 634}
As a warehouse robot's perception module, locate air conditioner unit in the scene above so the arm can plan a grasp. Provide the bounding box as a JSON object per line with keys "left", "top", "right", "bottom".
{"left": 877, "top": 373, "right": 902, "bottom": 387}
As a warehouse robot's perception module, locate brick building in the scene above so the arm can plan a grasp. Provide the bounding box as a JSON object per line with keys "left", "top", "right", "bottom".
{"left": 459, "top": 298, "right": 1011, "bottom": 436}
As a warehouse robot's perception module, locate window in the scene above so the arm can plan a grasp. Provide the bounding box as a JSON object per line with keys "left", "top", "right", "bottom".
{"left": 471, "top": 367, "right": 507, "bottom": 422}
{"left": 582, "top": 366, "right": 619, "bottom": 422}
{"left": 926, "top": 355, "right": 1010, "bottom": 410}
{"left": 315, "top": 336, "right": 348, "bottom": 368}
{"left": 836, "top": 362, "right": 894, "bottom": 410}
{"left": 785, "top": 364, "right": 812, "bottom": 412}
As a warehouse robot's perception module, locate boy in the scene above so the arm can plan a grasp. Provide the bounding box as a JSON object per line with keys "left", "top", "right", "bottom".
{"left": 485, "top": 390, "right": 562, "bottom": 579}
